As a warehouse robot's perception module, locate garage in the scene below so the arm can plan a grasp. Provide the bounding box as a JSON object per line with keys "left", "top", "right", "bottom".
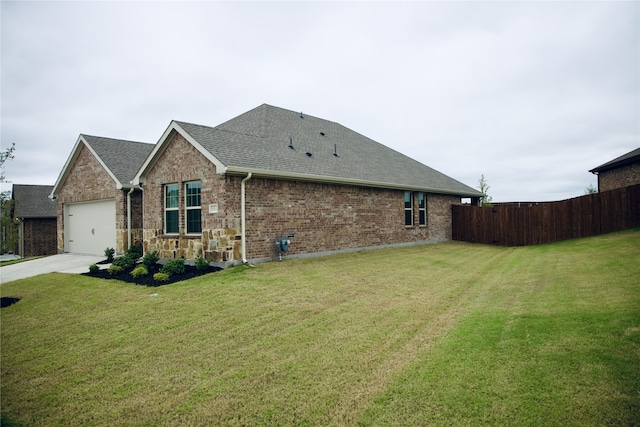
{"left": 65, "top": 199, "right": 116, "bottom": 255}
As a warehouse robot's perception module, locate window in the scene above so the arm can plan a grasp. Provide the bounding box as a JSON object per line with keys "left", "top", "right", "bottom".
{"left": 404, "top": 191, "right": 413, "bottom": 226}
{"left": 418, "top": 193, "right": 427, "bottom": 226}
{"left": 185, "top": 181, "right": 201, "bottom": 234}
{"left": 165, "top": 184, "right": 179, "bottom": 234}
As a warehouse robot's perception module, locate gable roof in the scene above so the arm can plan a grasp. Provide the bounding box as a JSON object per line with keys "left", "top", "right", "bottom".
{"left": 12, "top": 184, "right": 56, "bottom": 218}
{"left": 52, "top": 135, "right": 154, "bottom": 197}
{"left": 589, "top": 147, "right": 640, "bottom": 174}
{"left": 136, "top": 104, "right": 481, "bottom": 197}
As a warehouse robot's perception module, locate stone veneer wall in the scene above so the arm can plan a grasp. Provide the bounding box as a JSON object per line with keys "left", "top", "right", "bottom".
{"left": 598, "top": 162, "right": 640, "bottom": 192}
{"left": 56, "top": 143, "right": 140, "bottom": 254}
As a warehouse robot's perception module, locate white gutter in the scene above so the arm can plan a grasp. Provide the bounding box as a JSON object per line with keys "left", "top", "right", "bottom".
{"left": 241, "top": 172, "right": 252, "bottom": 264}
{"left": 224, "top": 166, "right": 482, "bottom": 198}
{"left": 127, "top": 187, "right": 135, "bottom": 250}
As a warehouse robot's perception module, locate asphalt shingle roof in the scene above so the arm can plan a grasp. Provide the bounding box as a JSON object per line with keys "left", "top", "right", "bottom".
{"left": 590, "top": 147, "right": 640, "bottom": 173}
{"left": 174, "top": 104, "right": 481, "bottom": 197}
{"left": 82, "top": 135, "right": 155, "bottom": 185}
{"left": 12, "top": 184, "right": 56, "bottom": 218}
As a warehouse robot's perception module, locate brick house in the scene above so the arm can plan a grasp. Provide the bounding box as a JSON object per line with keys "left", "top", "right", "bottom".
{"left": 132, "top": 104, "right": 482, "bottom": 265}
{"left": 12, "top": 184, "right": 57, "bottom": 257}
{"left": 589, "top": 147, "right": 640, "bottom": 192}
{"left": 51, "top": 135, "right": 154, "bottom": 255}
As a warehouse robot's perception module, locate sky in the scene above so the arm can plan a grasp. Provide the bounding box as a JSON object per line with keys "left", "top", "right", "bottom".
{"left": 1, "top": 1, "right": 638, "bottom": 202}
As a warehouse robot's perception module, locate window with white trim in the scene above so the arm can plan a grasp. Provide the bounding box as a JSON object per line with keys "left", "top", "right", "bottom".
{"left": 418, "top": 192, "right": 427, "bottom": 226}
{"left": 404, "top": 191, "right": 413, "bottom": 226}
{"left": 185, "top": 181, "right": 202, "bottom": 234}
{"left": 165, "top": 183, "right": 179, "bottom": 234}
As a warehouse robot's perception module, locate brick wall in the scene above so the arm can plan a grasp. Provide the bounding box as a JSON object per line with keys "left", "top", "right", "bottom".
{"left": 598, "top": 162, "right": 640, "bottom": 192}
{"left": 141, "top": 131, "right": 236, "bottom": 261}
{"left": 21, "top": 218, "right": 57, "bottom": 257}
{"left": 243, "top": 179, "right": 458, "bottom": 260}
{"left": 56, "top": 143, "right": 141, "bottom": 254}
{"left": 141, "top": 131, "right": 462, "bottom": 263}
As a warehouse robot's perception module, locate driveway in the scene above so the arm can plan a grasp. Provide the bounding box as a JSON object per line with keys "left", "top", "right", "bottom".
{"left": 0, "top": 254, "right": 105, "bottom": 284}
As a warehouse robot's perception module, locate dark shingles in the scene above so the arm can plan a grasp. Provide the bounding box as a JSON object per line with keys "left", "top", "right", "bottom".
{"left": 82, "top": 136, "right": 154, "bottom": 185}
{"left": 175, "top": 104, "right": 481, "bottom": 196}
{"left": 12, "top": 185, "right": 56, "bottom": 218}
{"left": 590, "top": 147, "right": 640, "bottom": 173}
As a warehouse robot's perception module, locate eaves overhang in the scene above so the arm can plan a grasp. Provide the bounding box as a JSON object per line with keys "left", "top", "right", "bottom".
{"left": 223, "top": 166, "right": 482, "bottom": 198}
{"left": 133, "top": 121, "right": 227, "bottom": 186}
{"left": 51, "top": 135, "right": 122, "bottom": 198}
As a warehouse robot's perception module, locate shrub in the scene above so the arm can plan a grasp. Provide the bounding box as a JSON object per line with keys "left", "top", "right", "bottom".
{"left": 142, "top": 250, "right": 159, "bottom": 268}
{"left": 195, "top": 255, "right": 210, "bottom": 271}
{"left": 131, "top": 265, "right": 148, "bottom": 279}
{"left": 153, "top": 272, "right": 170, "bottom": 283}
{"left": 104, "top": 247, "right": 115, "bottom": 262}
{"left": 126, "top": 244, "right": 143, "bottom": 260}
{"left": 88, "top": 264, "right": 99, "bottom": 274}
{"left": 108, "top": 265, "right": 124, "bottom": 276}
{"left": 160, "top": 258, "right": 185, "bottom": 276}
{"left": 111, "top": 254, "right": 136, "bottom": 271}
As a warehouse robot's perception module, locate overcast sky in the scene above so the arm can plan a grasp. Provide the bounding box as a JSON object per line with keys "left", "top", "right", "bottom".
{"left": 2, "top": 1, "right": 638, "bottom": 202}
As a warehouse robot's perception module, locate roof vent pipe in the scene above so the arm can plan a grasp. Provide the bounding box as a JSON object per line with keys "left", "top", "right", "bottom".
{"left": 333, "top": 144, "right": 339, "bottom": 157}
{"left": 289, "top": 137, "right": 294, "bottom": 149}
{"left": 300, "top": 112, "right": 304, "bottom": 119}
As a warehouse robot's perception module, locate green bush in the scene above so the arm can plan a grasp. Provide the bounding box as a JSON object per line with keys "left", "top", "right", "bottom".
{"left": 142, "top": 250, "right": 159, "bottom": 268}
{"left": 108, "top": 265, "right": 124, "bottom": 276}
{"left": 88, "top": 264, "right": 99, "bottom": 274}
{"left": 153, "top": 272, "right": 170, "bottom": 283}
{"left": 126, "top": 245, "right": 143, "bottom": 260}
{"left": 111, "top": 255, "right": 136, "bottom": 271}
{"left": 160, "top": 258, "right": 185, "bottom": 276}
{"left": 104, "top": 247, "right": 115, "bottom": 262}
{"left": 131, "top": 265, "right": 148, "bottom": 279}
{"left": 195, "top": 255, "right": 210, "bottom": 271}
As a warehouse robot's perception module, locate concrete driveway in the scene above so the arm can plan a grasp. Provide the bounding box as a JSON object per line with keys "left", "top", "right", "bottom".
{"left": 0, "top": 254, "right": 105, "bottom": 284}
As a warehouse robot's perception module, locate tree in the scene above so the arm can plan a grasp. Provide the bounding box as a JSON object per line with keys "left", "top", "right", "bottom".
{"left": 585, "top": 183, "right": 597, "bottom": 195}
{"left": 0, "top": 143, "right": 17, "bottom": 254}
{"left": 0, "top": 143, "right": 16, "bottom": 183}
{"left": 478, "top": 174, "right": 493, "bottom": 207}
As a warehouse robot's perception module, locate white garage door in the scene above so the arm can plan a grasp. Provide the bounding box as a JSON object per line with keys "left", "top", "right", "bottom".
{"left": 66, "top": 199, "right": 116, "bottom": 255}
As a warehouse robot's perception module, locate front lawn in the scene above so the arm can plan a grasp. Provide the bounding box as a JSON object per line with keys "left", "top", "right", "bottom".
{"left": 1, "top": 230, "right": 639, "bottom": 426}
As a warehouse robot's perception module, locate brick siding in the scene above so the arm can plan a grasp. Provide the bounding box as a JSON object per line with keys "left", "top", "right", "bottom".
{"left": 56, "top": 143, "right": 142, "bottom": 253}
{"left": 21, "top": 218, "right": 57, "bottom": 257}
{"left": 598, "top": 161, "right": 640, "bottom": 192}
{"left": 142, "top": 132, "right": 462, "bottom": 263}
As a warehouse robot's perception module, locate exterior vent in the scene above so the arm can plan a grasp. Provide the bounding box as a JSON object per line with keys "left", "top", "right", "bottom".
{"left": 320, "top": 132, "right": 325, "bottom": 136}
{"left": 306, "top": 152, "right": 313, "bottom": 157}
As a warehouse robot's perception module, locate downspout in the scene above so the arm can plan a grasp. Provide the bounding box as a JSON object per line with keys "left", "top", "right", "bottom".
{"left": 241, "top": 173, "right": 252, "bottom": 264}
{"left": 127, "top": 187, "right": 135, "bottom": 250}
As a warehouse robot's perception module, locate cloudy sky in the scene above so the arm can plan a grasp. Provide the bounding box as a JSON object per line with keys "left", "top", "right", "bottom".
{"left": 2, "top": 1, "right": 638, "bottom": 202}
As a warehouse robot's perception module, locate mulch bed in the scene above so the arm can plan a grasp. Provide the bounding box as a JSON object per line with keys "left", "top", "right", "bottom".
{"left": 82, "top": 264, "right": 222, "bottom": 287}
{"left": 1, "top": 297, "right": 20, "bottom": 308}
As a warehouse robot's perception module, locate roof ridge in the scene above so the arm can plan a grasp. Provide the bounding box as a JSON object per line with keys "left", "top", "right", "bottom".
{"left": 81, "top": 134, "right": 154, "bottom": 146}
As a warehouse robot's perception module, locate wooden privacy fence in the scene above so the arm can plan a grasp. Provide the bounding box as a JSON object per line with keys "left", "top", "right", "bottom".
{"left": 452, "top": 184, "right": 640, "bottom": 246}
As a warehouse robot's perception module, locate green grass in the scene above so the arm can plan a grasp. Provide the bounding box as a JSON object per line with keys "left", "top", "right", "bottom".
{"left": 0, "top": 256, "right": 45, "bottom": 267}
{"left": 1, "top": 231, "right": 639, "bottom": 426}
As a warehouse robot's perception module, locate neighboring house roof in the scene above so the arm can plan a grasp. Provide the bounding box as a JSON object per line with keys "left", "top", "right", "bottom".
{"left": 52, "top": 135, "right": 154, "bottom": 197}
{"left": 12, "top": 184, "right": 56, "bottom": 218}
{"left": 590, "top": 147, "right": 640, "bottom": 174}
{"left": 136, "top": 104, "right": 482, "bottom": 197}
